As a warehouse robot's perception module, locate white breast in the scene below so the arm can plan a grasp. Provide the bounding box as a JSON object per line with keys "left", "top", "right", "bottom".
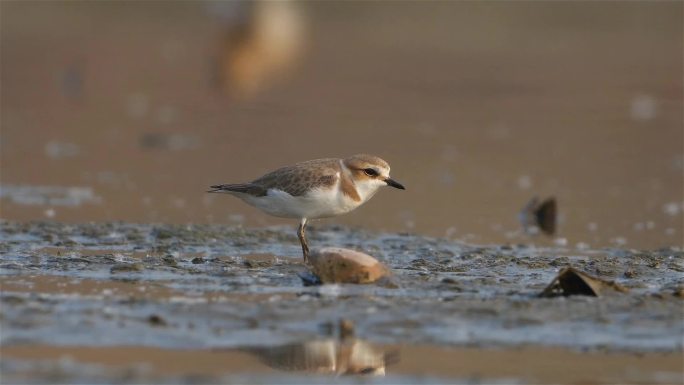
{"left": 239, "top": 178, "right": 364, "bottom": 219}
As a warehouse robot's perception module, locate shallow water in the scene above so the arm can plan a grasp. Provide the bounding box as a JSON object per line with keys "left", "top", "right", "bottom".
{"left": 1, "top": 221, "right": 682, "bottom": 383}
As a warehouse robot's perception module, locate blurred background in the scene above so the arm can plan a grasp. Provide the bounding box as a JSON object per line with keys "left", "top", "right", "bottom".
{"left": 1, "top": 1, "right": 682, "bottom": 249}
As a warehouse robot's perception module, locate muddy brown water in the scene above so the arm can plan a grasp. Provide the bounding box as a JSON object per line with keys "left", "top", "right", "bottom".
{"left": 1, "top": 2, "right": 682, "bottom": 250}
{"left": 1, "top": 221, "right": 683, "bottom": 384}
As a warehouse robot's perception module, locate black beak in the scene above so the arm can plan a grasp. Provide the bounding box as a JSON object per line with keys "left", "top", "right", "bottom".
{"left": 384, "top": 178, "right": 405, "bottom": 190}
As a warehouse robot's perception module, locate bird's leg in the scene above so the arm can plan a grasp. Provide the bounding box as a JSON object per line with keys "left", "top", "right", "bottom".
{"left": 297, "top": 218, "right": 310, "bottom": 263}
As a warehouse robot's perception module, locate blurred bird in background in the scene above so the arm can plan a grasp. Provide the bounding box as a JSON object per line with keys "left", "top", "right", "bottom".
{"left": 207, "top": 1, "right": 307, "bottom": 98}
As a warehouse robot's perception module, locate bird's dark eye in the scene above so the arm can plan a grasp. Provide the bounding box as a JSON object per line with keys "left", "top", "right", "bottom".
{"left": 363, "top": 168, "right": 378, "bottom": 177}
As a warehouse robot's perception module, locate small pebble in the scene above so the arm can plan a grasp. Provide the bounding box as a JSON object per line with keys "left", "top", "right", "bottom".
{"left": 162, "top": 255, "right": 178, "bottom": 267}
{"left": 623, "top": 270, "right": 638, "bottom": 279}
{"left": 148, "top": 314, "right": 167, "bottom": 327}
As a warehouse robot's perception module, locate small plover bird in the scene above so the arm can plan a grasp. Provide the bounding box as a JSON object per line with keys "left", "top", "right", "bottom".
{"left": 208, "top": 154, "right": 405, "bottom": 262}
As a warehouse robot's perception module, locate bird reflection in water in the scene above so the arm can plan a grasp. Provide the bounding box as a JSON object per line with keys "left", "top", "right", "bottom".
{"left": 241, "top": 319, "right": 399, "bottom": 376}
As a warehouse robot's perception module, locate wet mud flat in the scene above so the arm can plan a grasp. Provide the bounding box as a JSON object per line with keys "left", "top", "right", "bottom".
{"left": 1, "top": 221, "right": 682, "bottom": 384}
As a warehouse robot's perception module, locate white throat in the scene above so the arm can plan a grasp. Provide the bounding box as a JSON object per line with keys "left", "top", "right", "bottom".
{"left": 355, "top": 179, "right": 383, "bottom": 202}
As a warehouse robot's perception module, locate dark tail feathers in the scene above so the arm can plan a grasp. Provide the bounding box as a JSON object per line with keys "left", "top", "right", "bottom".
{"left": 207, "top": 183, "right": 267, "bottom": 197}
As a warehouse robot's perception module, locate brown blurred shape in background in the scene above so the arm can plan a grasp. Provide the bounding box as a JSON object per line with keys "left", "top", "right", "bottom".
{"left": 213, "top": 1, "right": 307, "bottom": 98}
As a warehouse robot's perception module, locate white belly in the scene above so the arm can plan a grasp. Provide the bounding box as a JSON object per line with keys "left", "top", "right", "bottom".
{"left": 240, "top": 186, "right": 362, "bottom": 219}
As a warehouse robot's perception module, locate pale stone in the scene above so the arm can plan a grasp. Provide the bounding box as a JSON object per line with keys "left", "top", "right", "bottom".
{"left": 308, "top": 247, "right": 391, "bottom": 284}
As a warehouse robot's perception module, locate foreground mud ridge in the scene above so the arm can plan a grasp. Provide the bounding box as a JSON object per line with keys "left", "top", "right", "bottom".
{"left": 1, "top": 221, "right": 682, "bottom": 384}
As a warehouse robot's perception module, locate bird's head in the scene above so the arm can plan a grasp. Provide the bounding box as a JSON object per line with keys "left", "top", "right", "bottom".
{"left": 343, "top": 154, "right": 405, "bottom": 201}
